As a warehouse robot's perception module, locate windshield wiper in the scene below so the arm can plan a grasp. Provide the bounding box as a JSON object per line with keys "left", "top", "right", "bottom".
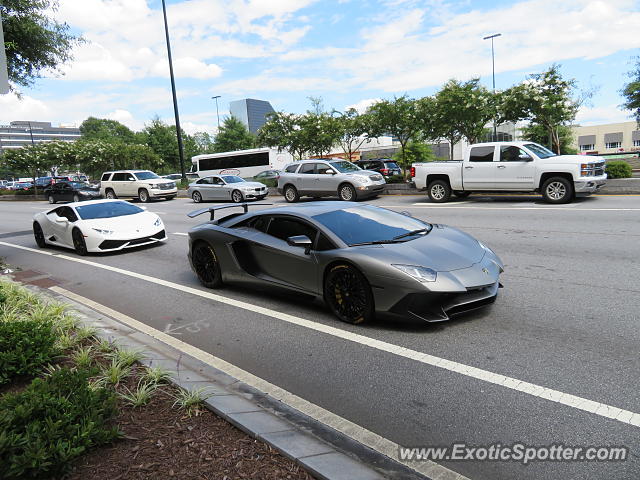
{"left": 392, "top": 227, "right": 431, "bottom": 241}
{"left": 349, "top": 239, "right": 402, "bottom": 246}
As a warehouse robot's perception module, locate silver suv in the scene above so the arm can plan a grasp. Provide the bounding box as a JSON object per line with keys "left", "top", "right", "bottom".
{"left": 277, "top": 159, "right": 385, "bottom": 202}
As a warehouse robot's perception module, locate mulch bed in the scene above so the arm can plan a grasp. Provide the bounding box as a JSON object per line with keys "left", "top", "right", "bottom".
{"left": 66, "top": 365, "right": 315, "bottom": 480}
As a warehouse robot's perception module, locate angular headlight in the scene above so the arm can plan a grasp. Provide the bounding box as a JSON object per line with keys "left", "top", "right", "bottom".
{"left": 153, "top": 217, "right": 162, "bottom": 227}
{"left": 353, "top": 176, "right": 371, "bottom": 184}
{"left": 92, "top": 228, "right": 114, "bottom": 235}
{"left": 392, "top": 264, "right": 437, "bottom": 282}
{"left": 149, "top": 183, "right": 159, "bottom": 189}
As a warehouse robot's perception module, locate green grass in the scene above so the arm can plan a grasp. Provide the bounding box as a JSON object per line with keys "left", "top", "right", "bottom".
{"left": 172, "top": 387, "right": 212, "bottom": 416}
{"left": 118, "top": 380, "right": 157, "bottom": 407}
{"left": 72, "top": 346, "right": 95, "bottom": 369}
{"left": 142, "top": 365, "right": 173, "bottom": 384}
{"left": 108, "top": 348, "right": 145, "bottom": 367}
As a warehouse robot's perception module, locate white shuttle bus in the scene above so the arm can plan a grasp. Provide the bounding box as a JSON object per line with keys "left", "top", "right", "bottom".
{"left": 191, "top": 148, "right": 293, "bottom": 179}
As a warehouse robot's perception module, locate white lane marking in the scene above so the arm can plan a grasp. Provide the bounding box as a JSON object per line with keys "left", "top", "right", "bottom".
{"left": 172, "top": 232, "right": 188, "bottom": 236}
{"left": 50, "top": 286, "right": 464, "bottom": 480}
{"left": 407, "top": 204, "right": 640, "bottom": 211}
{"left": 3, "top": 239, "right": 640, "bottom": 430}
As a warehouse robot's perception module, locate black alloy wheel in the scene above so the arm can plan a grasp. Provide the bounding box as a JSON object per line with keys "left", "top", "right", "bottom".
{"left": 72, "top": 228, "right": 88, "bottom": 256}
{"left": 192, "top": 242, "right": 223, "bottom": 288}
{"left": 33, "top": 222, "right": 46, "bottom": 248}
{"left": 324, "top": 264, "right": 374, "bottom": 324}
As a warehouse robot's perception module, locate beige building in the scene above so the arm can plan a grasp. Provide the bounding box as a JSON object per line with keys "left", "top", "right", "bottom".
{"left": 572, "top": 121, "right": 639, "bottom": 155}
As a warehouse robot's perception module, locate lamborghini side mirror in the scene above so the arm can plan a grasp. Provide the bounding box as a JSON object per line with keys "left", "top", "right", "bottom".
{"left": 287, "top": 235, "right": 313, "bottom": 254}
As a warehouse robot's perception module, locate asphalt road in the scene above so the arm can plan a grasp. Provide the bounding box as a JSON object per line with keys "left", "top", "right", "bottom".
{"left": 1, "top": 193, "right": 639, "bottom": 479}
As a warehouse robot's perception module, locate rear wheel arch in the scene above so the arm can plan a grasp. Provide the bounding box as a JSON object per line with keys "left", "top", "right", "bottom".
{"left": 426, "top": 174, "right": 451, "bottom": 187}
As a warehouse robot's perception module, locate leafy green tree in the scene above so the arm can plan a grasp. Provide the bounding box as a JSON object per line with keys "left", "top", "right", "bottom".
{"left": 500, "top": 64, "right": 581, "bottom": 154}
{"left": 79, "top": 117, "right": 136, "bottom": 144}
{"left": 368, "top": 96, "right": 421, "bottom": 178}
{"left": 331, "top": 108, "right": 371, "bottom": 161}
{"left": 621, "top": 57, "right": 640, "bottom": 127}
{"left": 2, "top": 142, "right": 62, "bottom": 191}
{"left": 520, "top": 123, "right": 577, "bottom": 155}
{"left": 140, "top": 117, "right": 180, "bottom": 170}
{"left": 1, "top": 0, "right": 83, "bottom": 89}
{"left": 432, "top": 79, "right": 495, "bottom": 159}
{"left": 258, "top": 112, "right": 308, "bottom": 160}
{"left": 213, "top": 116, "right": 255, "bottom": 153}
{"left": 392, "top": 142, "right": 436, "bottom": 170}
{"left": 192, "top": 132, "right": 215, "bottom": 153}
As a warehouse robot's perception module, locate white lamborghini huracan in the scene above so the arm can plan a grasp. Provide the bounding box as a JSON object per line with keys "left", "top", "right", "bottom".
{"left": 32, "top": 199, "right": 166, "bottom": 255}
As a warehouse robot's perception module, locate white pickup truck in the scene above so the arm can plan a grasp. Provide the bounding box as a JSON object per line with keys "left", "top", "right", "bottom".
{"left": 411, "top": 141, "right": 607, "bottom": 204}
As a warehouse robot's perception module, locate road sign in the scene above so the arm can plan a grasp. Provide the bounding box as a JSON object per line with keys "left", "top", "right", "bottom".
{"left": 0, "top": 12, "right": 9, "bottom": 94}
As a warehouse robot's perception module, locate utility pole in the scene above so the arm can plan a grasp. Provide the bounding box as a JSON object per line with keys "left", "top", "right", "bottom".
{"left": 483, "top": 33, "right": 501, "bottom": 141}
{"left": 161, "top": 0, "right": 186, "bottom": 182}
{"left": 211, "top": 95, "right": 221, "bottom": 130}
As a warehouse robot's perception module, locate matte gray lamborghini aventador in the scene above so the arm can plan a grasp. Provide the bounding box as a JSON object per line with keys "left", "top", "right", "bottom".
{"left": 187, "top": 202, "right": 504, "bottom": 324}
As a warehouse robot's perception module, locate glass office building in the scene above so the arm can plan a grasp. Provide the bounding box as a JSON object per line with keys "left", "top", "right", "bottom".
{"left": 229, "top": 99, "right": 275, "bottom": 134}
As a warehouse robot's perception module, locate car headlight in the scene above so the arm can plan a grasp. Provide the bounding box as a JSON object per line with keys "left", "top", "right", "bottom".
{"left": 353, "top": 176, "right": 371, "bottom": 184}
{"left": 153, "top": 217, "right": 162, "bottom": 227}
{"left": 92, "top": 228, "right": 114, "bottom": 235}
{"left": 149, "top": 183, "right": 159, "bottom": 189}
{"left": 392, "top": 264, "right": 437, "bottom": 282}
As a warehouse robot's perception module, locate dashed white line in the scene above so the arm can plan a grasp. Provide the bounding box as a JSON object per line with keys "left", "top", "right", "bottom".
{"left": 2, "top": 239, "right": 639, "bottom": 431}
{"left": 172, "top": 232, "right": 188, "bottom": 236}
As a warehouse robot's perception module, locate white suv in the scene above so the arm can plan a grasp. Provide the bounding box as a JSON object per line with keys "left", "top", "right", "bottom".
{"left": 100, "top": 170, "right": 178, "bottom": 202}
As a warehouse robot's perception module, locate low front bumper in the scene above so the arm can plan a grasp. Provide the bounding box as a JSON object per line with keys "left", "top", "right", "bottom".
{"left": 95, "top": 229, "right": 167, "bottom": 251}
{"left": 356, "top": 183, "right": 385, "bottom": 196}
{"left": 388, "top": 281, "right": 500, "bottom": 322}
{"left": 574, "top": 175, "right": 607, "bottom": 194}
{"left": 243, "top": 189, "right": 268, "bottom": 199}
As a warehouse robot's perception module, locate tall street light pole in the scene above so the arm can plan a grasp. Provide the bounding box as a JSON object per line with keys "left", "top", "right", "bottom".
{"left": 483, "top": 33, "right": 501, "bottom": 141}
{"left": 211, "top": 95, "right": 221, "bottom": 131}
{"left": 161, "top": 0, "right": 186, "bottom": 182}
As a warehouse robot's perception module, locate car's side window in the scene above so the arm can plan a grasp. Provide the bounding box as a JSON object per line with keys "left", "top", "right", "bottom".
{"left": 55, "top": 207, "right": 78, "bottom": 222}
{"left": 126, "top": 174, "right": 135, "bottom": 181}
{"left": 298, "top": 163, "right": 316, "bottom": 174}
{"left": 469, "top": 146, "right": 495, "bottom": 162}
{"left": 101, "top": 173, "right": 111, "bottom": 181}
{"left": 315, "top": 233, "right": 336, "bottom": 251}
{"left": 196, "top": 178, "right": 208, "bottom": 184}
{"left": 285, "top": 164, "right": 298, "bottom": 173}
{"left": 267, "top": 216, "right": 318, "bottom": 243}
{"left": 112, "top": 173, "right": 126, "bottom": 181}
{"left": 317, "top": 163, "right": 334, "bottom": 174}
{"left": 500, "top": 146, "right": 532, "bottom": 162}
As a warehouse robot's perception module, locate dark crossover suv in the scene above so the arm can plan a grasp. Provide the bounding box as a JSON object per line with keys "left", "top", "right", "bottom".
{"left": 355, "top": 159, "right": 402, "bottom": 177}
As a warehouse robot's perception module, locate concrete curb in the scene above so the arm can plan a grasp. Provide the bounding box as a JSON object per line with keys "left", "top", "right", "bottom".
{"left": 30, "top": 284, "right": 430, "bottom": 480}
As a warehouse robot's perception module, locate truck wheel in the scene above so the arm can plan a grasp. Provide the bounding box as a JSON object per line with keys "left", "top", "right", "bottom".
{"left": 428, "top": 180, "right": 451, "bottom": 203}
{"left": 542, "top": 177, "right": 573, "bottom": 204}
{"left": 453, "top": 191, "right": 471, "bottom": 198}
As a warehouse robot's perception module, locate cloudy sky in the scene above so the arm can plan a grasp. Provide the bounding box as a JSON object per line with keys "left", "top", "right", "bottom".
{"left": 1, "top": 0, "right": 639, "bottom": 134}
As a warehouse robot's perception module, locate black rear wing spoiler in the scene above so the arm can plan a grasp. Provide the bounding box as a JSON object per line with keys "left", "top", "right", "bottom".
{"left": 187, "top": 203, "right": 273, "bottom": 221}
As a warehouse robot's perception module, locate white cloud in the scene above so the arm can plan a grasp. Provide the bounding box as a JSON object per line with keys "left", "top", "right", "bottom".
{"left": 575, "top": 104, "right": 631, "bottom": 126}
{"left": 0, "top": 94, "right": 52, "bottom": 124}
{"left": 105, "top": 109, "right": 143, "bottom": 130}
{"left": 344, "top": 98, "right": 382, "bottom": 113}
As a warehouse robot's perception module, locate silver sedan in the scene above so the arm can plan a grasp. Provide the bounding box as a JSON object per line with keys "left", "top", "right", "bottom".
{"left": 188, "top": 175, "right": 269, "bottom": 203}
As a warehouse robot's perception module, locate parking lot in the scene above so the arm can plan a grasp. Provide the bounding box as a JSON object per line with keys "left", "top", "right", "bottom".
{"left": 1, "top": 193, "right": 639, "bottom": 479}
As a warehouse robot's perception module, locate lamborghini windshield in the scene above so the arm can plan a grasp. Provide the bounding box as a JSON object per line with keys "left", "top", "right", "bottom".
{"left": 76, "top": 201, "right": 144, "bottom": 220}
{"left": 313, "top": 205, "right": 432, "bottom": 245}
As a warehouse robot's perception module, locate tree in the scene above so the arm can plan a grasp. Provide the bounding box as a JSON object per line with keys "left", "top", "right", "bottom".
{"left": 192, "top": 132, "right": 215, "bottom": 153}
{"left": 499, "top": 64, "right": 581, "bottom": 154}
{"left": 258, "top": 112, "right": 308, "bottom": 160}
{"left": 79, "top": 117, "right": 137, "bottom": 144}
{"left": 140, "top": 117, "right": 180, "bottom": 170}
{"left": 213, "top": 116, "right": 255, "bottom": 153}
{"left": 2, "top": 142, "right": 65, "bottom": 192}
{"left": 432, "top": 79, "right": 495, "bottom": 159}
{"left": 368, "top": 96, "right": 421, "bottom": 178}
{"left": 1, "top": 0, "right": 83, "bottom": 89}
{"left": 331, "top": 108, "right": 371, "bottom": 161}
{"left": 392, "top": 142, "right": 436, "bottom": 170}
{"left": 520, "top": 123, "right": 577, "bottom": 155}
{"left": 621, "top": 57, "right": 640, "bottom": 127}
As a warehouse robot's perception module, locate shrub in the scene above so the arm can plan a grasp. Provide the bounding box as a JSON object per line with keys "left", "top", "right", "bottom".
{"left": 0, "top": 320, "right": 58, "bottom": 384}
{"left": 606, "top": 161, "right": 633, "bottom": 179}
{"left": 0, "top": 367, "right": 118, "bottom": 479}
{"left": 385, "top": 174, "right": 406, "bottom": 184}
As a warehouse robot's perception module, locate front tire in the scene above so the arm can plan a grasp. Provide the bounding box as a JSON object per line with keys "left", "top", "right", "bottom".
{"left": 542, "top": 177, "right": 573, "bottom": 204}
{"left": 33, "top": 222, "right": 46, "bottom": 248}
{"left": 324, "top": 264, "right": 374, "bottom": 324}
{"left": 231, "top": 190, "right": 244, "bottom": 203}
{"left": 428, "top": 180, "right": 451, "bottom": 203}
{"left": 338, "top": 183, "right": 356, "bottom": 202}
{"left": 192, "top": 191, "right": 202, "bottom": 203}
{"left": 138, "top": 189, "right": 150, "bottom": 203}
{"left": 72, "top": 228, "right": 88, "bottom": 256}
{"left": 283, "top": 185, "right": 299, "bottom": 203}
{"left": 191, "top": 242, "right": 223, "bottom": 288}
{"left": 105, "top": 189, "right": 117, "bottom": 199}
